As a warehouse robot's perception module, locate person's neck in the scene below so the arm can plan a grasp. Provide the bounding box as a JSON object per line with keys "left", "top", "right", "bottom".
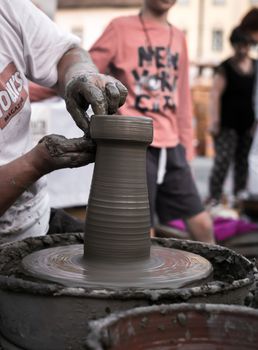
{"left": 232, "top": 54, "right": 249, "bottom": 64}
{"left": 231, "top": 55, "right": 253, "bottom": 74}
{"left": 140, "top": 7, "right": 169, "bottom": 25}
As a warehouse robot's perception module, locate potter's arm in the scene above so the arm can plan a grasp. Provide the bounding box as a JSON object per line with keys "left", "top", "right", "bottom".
{"left": 0, "top": 135, "right": 95, "bottom": 217}
{"left": 55, "top": 47, "right": 128, "bottom": 133}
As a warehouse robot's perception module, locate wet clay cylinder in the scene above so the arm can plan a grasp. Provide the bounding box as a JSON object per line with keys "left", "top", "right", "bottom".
{"left": 84, "top": 115, "right": 153, "bottom": 263}
{"left": 19, "top": 114, "right": 212, "bottom": 290}
{"left": 86, "top": 303, "right": 258, "bottom": 350}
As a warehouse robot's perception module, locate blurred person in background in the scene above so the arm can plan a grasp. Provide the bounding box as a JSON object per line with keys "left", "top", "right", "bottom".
{"left": 208, "top": 26, "right": 255, "bottom": 209}
{"left": 0, "top": 0, "right": 127, "bottom": 244}
{"left": 240, "top": 8, "right": 258, "bottom": 128}
{"left": 90, "top": 0, "right": 214, "bottom": 243}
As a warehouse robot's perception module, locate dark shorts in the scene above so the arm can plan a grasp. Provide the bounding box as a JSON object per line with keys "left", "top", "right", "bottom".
{"left": 47, "top": 208, "right": 84, "bottom": 234}
{"left": 147, "top": 144, "right": 204, "bottom": 225}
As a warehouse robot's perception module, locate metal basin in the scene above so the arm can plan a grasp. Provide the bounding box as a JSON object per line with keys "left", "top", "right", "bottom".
{"left": 86, "top": 303, "right": 258, "bottom": 350}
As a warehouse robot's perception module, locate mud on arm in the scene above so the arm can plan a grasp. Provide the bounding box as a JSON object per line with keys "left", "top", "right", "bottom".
{"left": 0, "top": 134, "right": 95, "bottom": 217}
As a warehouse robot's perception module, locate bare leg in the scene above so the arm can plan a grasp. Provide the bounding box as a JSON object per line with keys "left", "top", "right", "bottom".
{"left": 185, "top": 211, "right": 215, "bottom": 244}
{"left": 150, "top": 228, "right": 155, "bottom": 238}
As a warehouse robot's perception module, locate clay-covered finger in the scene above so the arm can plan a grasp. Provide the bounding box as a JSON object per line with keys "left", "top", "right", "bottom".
{"left": 105, "top": 82, "right": 120, "bottom": 115}
{"left": 39, "top": 134, "right": 67, "bottom": 157}
{"left": 80, "top": 84, "right": 108, "bottom": 115}
{"left": 73, "top": 152, "right": 96, "bottom": 165}
{"left": 115, "top": 81, "right": 128, "bottom": 107}
{"left": 65, "top": 95, "right": 90, "bottom": 133}
{"left": 62, "top": 152, "right": 96, "bottom": 168}
{"left": 60, "top": 137, "right": 96, "bottom": 153}
{"left": 40, "top": 135, "right": 95, "bottom": 158}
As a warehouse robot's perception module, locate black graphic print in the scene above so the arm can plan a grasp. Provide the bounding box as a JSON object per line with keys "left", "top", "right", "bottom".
{"left": 132, "top": 46, "right": 179, "bottom": 114}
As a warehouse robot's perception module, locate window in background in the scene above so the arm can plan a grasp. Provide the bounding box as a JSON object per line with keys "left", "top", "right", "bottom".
{"left": 212, "top": 29, "right": 223, "bottom": 51}
{"left": 213, "top": 0, "right": 225, "bottom": 5}
{"left": 182, "top": 29, "right": 188, "bottom": 38}
{"left": 178, "top": 0, "right": 190, "bottom": 5}
{"left": 71, "top": 26, "right": 84, "bottom": 42}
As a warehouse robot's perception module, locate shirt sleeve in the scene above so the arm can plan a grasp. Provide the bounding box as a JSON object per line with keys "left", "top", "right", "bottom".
{"left": 89, "top": 21, "right": 118, "bottom": 74}
{"left": 16, "top": 0, "right": 80, "bottom": 87}
{"left": 176, "top": 35, "right": 194, "bottom": 161}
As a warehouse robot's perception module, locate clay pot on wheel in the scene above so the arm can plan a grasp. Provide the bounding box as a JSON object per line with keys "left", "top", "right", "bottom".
{"left": 0, "top": 115, "right": 256, "bottom": 349}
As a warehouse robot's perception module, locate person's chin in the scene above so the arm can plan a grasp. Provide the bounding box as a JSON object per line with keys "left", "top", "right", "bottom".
{"left": 156, "top": 0, "right": 175, "bottom": 11}
{"left": 161, "top": 0, "right": 176, "bottom": 6}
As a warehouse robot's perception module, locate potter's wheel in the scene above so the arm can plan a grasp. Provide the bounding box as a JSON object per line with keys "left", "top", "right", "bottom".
{"left": 22, "top": 244, "right": 212, "bottom": 289}
{"left": 0, "top": 234, "right": 255, "bottom": 350}
{"left": 22, "top": 114, "right": 212, "bottom": 289}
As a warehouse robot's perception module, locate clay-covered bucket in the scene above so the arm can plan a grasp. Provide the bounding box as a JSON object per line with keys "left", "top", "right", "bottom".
{"left": 86, "top": 303, "right": 258, "bottom": 350}
{"left": 222, "top": 231, "right": 258, "bottom": 265}
{"left": 0, "top": 234, "right": 256, "bottom": 350}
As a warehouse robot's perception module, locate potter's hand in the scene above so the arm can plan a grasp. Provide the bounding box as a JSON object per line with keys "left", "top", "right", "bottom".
{"left": 37, "top": 134, "right": 96, "bottom": 174}
{"left": 65, "top": 73, "right": 128, "bottom": 134}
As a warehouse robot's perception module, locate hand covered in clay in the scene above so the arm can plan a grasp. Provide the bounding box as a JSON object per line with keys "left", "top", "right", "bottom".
{"left": 37, "top": 134, "right": 96, "bottom": 174}
{"left": 65, "top": 73, "right": 128, "bottom": 134}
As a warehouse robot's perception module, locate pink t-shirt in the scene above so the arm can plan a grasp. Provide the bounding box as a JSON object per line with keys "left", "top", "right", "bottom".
{"left": 90, "top": 15, "right": 194, "bottom": 160}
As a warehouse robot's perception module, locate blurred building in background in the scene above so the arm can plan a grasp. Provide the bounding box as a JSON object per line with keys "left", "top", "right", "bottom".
{"left": 32, "top": 0, "right": 58, "bottom": 19}
{"left": 56, "top": 0, "right": 140, "bottom": 49}
{"left": 170, "top": 0, "right": 258, "bottom": 64}
{"left": 56, "top": 0, "right": 258, "bottom": 64}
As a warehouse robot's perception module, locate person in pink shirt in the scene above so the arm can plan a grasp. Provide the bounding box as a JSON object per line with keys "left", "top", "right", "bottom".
{"left": 90, "top": 0, "right": 214, "bottom": 243}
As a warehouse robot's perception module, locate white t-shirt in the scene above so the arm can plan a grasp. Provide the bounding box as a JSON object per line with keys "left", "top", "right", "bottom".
{"left": 0, "top": 0, "right": 80, "bottom": 242}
